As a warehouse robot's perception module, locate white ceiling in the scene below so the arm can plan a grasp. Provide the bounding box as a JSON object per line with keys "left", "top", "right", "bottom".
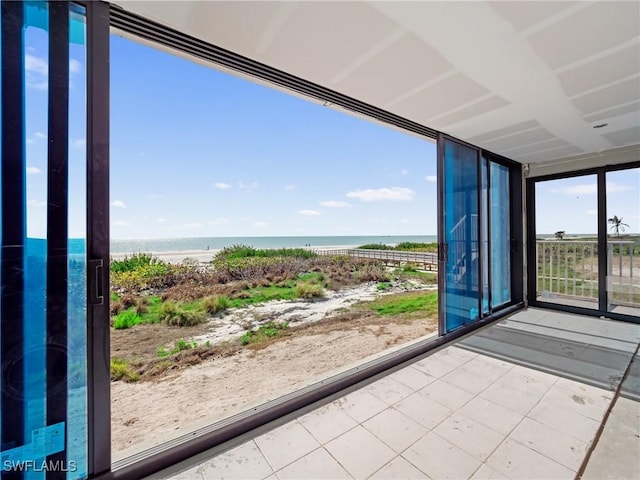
{"left": 113, "top": 1, "right": 640, "bottom": 164}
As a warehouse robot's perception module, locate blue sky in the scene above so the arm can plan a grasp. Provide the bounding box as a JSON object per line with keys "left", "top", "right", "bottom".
{"left": 23, "top": 25, "right": 638, "bottom": 240}
{"left": 535, "top": 170, "right": 640, "bottom": 235}
{"left": 107, "top": 35, "right": 438, "bottom": 239}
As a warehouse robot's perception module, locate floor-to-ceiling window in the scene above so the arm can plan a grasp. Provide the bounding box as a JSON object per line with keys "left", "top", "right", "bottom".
{"left": 0, "top": 2, "right": 89, "bottom": 476}
{"left": 528, "top": 163, "right": 640, "bottom": 321}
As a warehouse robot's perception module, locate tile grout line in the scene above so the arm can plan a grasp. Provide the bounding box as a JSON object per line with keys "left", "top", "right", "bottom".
{"left": 574, "top": 340, "right": 640, "bottom": 480}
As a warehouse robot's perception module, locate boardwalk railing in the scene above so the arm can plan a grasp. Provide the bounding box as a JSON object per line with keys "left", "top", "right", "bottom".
{"left": 314, "top": 248, "right": 438, "bottom": 271}
{"left": 536, "top": 239, "right": 639, "bottom": 308}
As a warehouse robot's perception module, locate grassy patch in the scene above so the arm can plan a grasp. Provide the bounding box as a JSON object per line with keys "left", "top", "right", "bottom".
{"left": 240, "top": 321, "right": 289, "bottom": 346}
{"left": 159, "top": 301, "right": 206, "bottom": 326}
{"left": 376, "top": 282, "right": 392, "bottom": 291}
{"left": 113, "top": 310, "right": 142, "bottom": 330}
{"left": 215, "top": 244, "right": 317, "bottom": 261}
{"left": 202, "top": 295, "right": 231, "bottom": 314}
{"left": 367, "top": 291, "right": 438, "bottom": 318}
{"left": 294, "top": 282, "right": 325, "bottom": 299}
{"left": 393, "top": 268, "right": 437, "bottom": 284}
{"left": 110, "top": 357, "right": 139, "bottom": 382}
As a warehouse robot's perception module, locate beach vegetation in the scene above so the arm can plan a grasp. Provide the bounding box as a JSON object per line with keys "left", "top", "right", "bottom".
{"left": 240, "top": 321, "right": 289, "bottom": 346}
{"left": 214, "top": 244, "right": 316, "bottom": 262}
{"left": 113, "top": 310, "right": 142, "bottom": 330}
{"left": 393, "top": 268, "right": 437, "bottom": 284}
{"left": 202, "top": 295, "right": 231, "bottom": 314}
{"left": 294, "top": 282, "right": 325, "bottom": 299}
{"left": 366, "top": 291, "right": 438, "bottom": 318}
{"left": 110, "top": 357, "right": 139, "bottom": 382}
{"left": 357, "top": 242, "right": 437, "bottom": 252}
{"left": 354, "top": 263, "right": 389, "bottom": 283}
{"left": 159, "top": 301, "right": 206, "bottom": 326}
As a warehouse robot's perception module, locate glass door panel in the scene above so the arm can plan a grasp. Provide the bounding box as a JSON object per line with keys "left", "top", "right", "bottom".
{"left": 534, "top": 175, "right": 598, "bottom": 309}
{"left": 490, "top": 161, "right": 511, "bottom": 308}
{"left": 441, "top": 138, "right": 480, "bottom": 333}
{"left": 0, "top": 2, "right": 87, "bottom": 476}
{"left": 606, "top": 168, "right": 639, "bottom": 317}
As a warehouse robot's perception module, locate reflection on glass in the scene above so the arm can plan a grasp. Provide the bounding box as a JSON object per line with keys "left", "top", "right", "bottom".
{"left": 443, "top": 139, "right": 479, "bottom": 332}
{"left": 67, "top": 4, "right": 88, "bottom": 477}
{"left": 490, "top": 162, "right": 510, "bottom": 308}
{"left": 534, "top": 175, "right": 598, "bottom": 309}
{"left": 606, "top": 168, "right": 639, "bottom": 317}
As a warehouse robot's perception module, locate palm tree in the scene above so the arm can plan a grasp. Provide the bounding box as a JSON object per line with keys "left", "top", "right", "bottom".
{"left": 608, "top": 215, "right": 629, "bottom": 237}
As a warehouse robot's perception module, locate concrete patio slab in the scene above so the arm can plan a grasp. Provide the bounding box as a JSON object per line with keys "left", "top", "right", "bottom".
{"left": 149, "top": 308, "right": 639, "bottom": 480}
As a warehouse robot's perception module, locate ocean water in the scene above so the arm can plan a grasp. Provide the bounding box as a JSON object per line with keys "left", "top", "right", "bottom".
{"left": 110, "top": 235, "right": 437, "bottom": 254}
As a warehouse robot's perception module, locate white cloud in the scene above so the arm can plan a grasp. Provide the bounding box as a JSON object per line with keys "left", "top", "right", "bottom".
{"left": 586, "top": 209, "right": 598, "bottom": 215}
{"left": 605, "top": 182, "right": 631, "bottom": 193}
{"left": 157, "top": 217, "right": 167, "bottom": 223}
{"left": 27, "top": 138, "right": 35, "bottom": 145}
{"left": 26, "top": 166, "right": 42, "bottom": 175}
{"left": 553, "top": 182, "right": 631, "bottom": 195}
{"left": 24, "top": 54, "right": 82, "bottom": 90}
{"left": 208, "top": 217, "right": 229, "bottom": 225}
{"left": 238, "top": 181, "right": 259, "bottom": 190}
{"left": 111, "top": 200, "right": 127, "bottom": 208}
{"left": 400, "top": 218, "right": 409, "bottom": 223}
{"left": 25, "top": 54, "right": 48, "bottom": 75}
{"left": 27, "top": 199, "right": 46, "bottom": 207}
{"left": 112, "top": 220, "right": 130, "bottom": 227}
{"left": 69, "top": 59, "right": 81, "bottom": 74}
{"left": 73, "top": 138, "right": 86, "bottom": 149}
{"left": 401, "top": 169, "right": 409, "bottom": 175}
{"left": 347, "top": 186, "right": 415, "bottom": 202}
{"left": 298, "top": 209, "right": 320, "bottom": 216}
{"left": 253, "top": 221, "right": 268, "bottom": 228}
{"left": 425, "top": 175, "right": 437, "bottom": 183}
{"left": 284, "top": 184, "right": 296, "bottom": 191}
{"left": 34, "top": 132, "right": 47, "bottom": 140}
{"left": 320, "top": 200, "right": 351, "bottom": 208}
{"left": 25, "top": 54, "right": 48, "bottom": 90}
{"left": 182, "top": 222, "right": 203, "bottom": 229}
{"left": 214, "top": 182, "right": 232, "bottom": 190}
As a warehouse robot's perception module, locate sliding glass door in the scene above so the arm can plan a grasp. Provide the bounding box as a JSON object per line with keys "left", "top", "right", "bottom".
{"left": 0, "top": 2, "right": 88, "bottom": 476}
{"left": 438, "top": 135, "right": 518, "bottom": 335}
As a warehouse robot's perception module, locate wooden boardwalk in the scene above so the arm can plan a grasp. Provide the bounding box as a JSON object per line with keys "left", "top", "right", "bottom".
{"left": 315, "top": 248, "right": 438, "bottom": 271}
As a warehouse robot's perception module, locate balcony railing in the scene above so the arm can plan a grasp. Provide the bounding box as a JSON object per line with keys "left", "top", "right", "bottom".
{"left": 536, "top": 239, "right": 639, "bottom": 309}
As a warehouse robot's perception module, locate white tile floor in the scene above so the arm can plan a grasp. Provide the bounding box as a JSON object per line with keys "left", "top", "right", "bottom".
{"left": 154, "top": 309, "right": 640, "bottom": 480}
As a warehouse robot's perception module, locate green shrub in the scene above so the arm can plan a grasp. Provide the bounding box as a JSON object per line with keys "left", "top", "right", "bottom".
{"left": 240, "top": 321, "right": 289, "bottom": 346}
{"left": 110, "top": 357, "right": 139, "bottom": 382}
{"left": 294, "top": 282, "right": 325, "bottom": 299}
{"left": 376, "top": 282, "right": 392, "bottom": 291}
{"left": 159, "top": 301, "right": 206, "bottom": 326}
{"left": 357, "top": 244, "right": 392, "bottom": 250}
{"left": 111, "top": 253, "right": 163, "bottom": 273}
{"left": 113, "top": 310, "right": 142, "bottom": 330}
{"left": 202, "top": 295, "right": 230, "bottom": 314}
